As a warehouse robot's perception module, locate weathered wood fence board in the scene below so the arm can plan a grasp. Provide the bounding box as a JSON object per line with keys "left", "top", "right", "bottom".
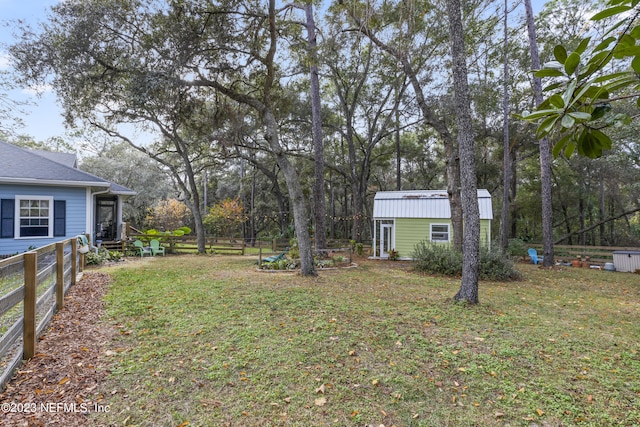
{"left": 0, "top": 238, "right": 84, "bottom": 391}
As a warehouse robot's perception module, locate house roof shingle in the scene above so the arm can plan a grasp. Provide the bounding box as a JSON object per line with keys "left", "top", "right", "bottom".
{"left": 0, "top": 140, "right": 135, "bottom": 195}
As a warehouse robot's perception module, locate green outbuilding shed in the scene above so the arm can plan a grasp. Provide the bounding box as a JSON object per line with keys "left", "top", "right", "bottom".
{"left": 372, "top": 189, "right": 493, "bottom": 259}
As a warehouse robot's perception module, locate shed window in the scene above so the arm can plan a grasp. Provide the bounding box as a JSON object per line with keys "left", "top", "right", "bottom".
{"left": 17, "top": 196, "right": 53, "bottom": 238}
{"left": 430, "top": 224, "right": 450, "bottom": 242}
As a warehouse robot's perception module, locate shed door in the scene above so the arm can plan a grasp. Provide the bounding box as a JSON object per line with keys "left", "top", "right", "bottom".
{"left": 380, "top": 223, "right": 394, "bottom": 258}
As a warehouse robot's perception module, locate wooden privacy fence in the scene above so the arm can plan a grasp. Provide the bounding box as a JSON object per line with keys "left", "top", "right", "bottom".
{"left": 0, "top": 238, "right": 84, "bottom": 390}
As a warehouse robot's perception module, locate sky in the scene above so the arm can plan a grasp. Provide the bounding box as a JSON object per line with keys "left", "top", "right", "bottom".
{"left": 1, "top": 0, "right": 60, "bottom": 143}
{"left": 0, "top": 0, "right": 549, "bottom": 149}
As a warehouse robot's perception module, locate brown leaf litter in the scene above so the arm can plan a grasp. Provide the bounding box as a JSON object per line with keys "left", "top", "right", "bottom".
{"left": 0, "top": 272, "right": 115, "bottom": 427}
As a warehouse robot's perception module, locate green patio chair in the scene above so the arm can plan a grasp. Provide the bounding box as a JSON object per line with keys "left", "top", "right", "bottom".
{"left": 134, "top": 240, "right": 151, "bottom": 257}
{"left": 150, "top": 239, "right": 165, "bottom": 256}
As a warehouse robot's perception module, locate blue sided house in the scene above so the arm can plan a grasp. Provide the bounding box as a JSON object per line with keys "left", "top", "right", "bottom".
{"left": 0, "top": 140, "right": 136, "bottom": 256}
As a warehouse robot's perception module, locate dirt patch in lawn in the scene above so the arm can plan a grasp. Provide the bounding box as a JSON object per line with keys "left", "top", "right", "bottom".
{"left": 0, "top": 272, "right": 114, "bottom": 427}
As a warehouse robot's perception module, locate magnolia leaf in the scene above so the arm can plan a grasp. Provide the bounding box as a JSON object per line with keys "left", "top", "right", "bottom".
{"left": 542, "top": 60, "right": 565, "bottom": 70}
{"left": 562, "top": 79, "right": 577, "bottom": 107}
{"left": 553, "top": 134, "right": 571, "bottom": 157}
{"left": 594, "top": 36, "right": 616, "bottom": 52}
{"left": 536, "top": 115, "right": 559, "bottom": 139}
{"left": 523, "top": 108, "right": 564, "bottom": 120}
{"left": 591, "top": 5, "right": 631, "bottom": 21}
{"left": 534, "top": 69, "right": 565, "bottom": 78}
{"left": 564, "top": 52, "right": 581, "bottom": 75}
{"left": 593, "top": 71, "right": 632, "bottom": 83}
{"left": 538, "top": 97, "right": 553, "bottom": 110}
{"left": 578, "top": 130, "right": 609, "bottom": 159}
{"left": 591, "top": 128, "right": 612, "bottom": 150}
{"left": 582, "top": 85, "right": 608, "bottom": 101}
{"left": 554, "top": 45, "right": 568, "bottom": 64}
{"left": 567, "top": 111, "right": 592, "bottom": 122}
{"left": 549, "top": 94, "right": 565, "bottom": 108}
{"left": 566, "top": 80, "right": 596, "bottom": 109}
{"left": 575, "top": 37, "right": 591, "bottom": 55}
{"left": 632, "top": 55, "right": 640, "bottom": 74}
{"left": 561, "top": 114, "right": 576, "bottom": 128}
{"left": 591, "top": 104, "right": 611, "bottom": 120}
{"left": 565, "top": 140, "right": 577, "bottom": 158}
{"left": 587, "top": 50, "right": 613, "bottom": 70}
{"left": 543, "top": 81, "right": 562, "bottom": 92}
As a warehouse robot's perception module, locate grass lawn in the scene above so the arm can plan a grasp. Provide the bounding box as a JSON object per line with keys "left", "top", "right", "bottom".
{"left": 92, "top": 256, "right": 640, "bottom": 427}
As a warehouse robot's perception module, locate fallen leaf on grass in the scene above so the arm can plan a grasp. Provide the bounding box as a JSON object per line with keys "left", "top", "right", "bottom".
{"left": 536, "top": 408, "right": 545, "bottom": 416}
{"left": 315, "top": 397, "right": 327, "bottom": 406}
{"left": 58, "top": 377, "right": 70, "bottom": 385}
{"left": 315, "top": 384, "right": 325, "bottom": 394}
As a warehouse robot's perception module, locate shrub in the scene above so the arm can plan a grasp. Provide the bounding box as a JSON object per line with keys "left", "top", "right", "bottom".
{"left": 478, "top": 247, "right": 522, "bottom": 281}
{"left": 288, "top": 238, "right": 300, "bottom": 259}
{"left": 506, "top": 238, "right": 528, "bottom": 258}
{"left": 412, "top": 242, "right": 521, "bottom": 281}
{"left": 350, "top": 240, "right": 364, "bottom": 256}
{"left": 85, "top": 248, "right": 124, "bottom": 266}
{"left": 412, "top": 242, "right": 462, "bottom": 276}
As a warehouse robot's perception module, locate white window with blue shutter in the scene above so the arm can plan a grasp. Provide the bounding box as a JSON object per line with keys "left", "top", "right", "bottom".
{"left": 16, "top": 196, "right": 53, "bottom": 238}
{"left": 0, "top": 196, "right": 66, "bottom": 239}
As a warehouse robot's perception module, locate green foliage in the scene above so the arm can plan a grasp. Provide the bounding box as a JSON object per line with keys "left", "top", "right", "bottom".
{"left": 85, "top": 248, "right": 124, "bottom": 265}
{"left": 412, "top": 242, "right": 521, "bottom": 281}
{"left": 506, "top": 238, "right": 529, "bottom": 258}
{"left": 412, "top": 242, "right": 463, "bottom": 276}
{"left": 145, "top": 199, "right": 190, "bottom": 232}
{"left": 520, "top": 0, "right": 640, "bottom": 159}
{"left": 478, "top": 247, "right": 523, "bottom": 281}
{"left": 350, "top": 240, "right": 364, "bottom": 256}
{"left": 354, "top": 242, "right": 364, "bottom": 256}
{"left": 143, "top": 226, "right": 191, "bottom": 237}
{"left": 288, "top": 238, "right": 300, "bottom": 259}
{"left": 203, "top": 198, "right": 245, "bottom": 238}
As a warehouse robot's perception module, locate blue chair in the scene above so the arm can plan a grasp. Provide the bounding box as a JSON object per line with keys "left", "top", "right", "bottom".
{"left": 528, "top": 248, "right": 543, "bottom": 265}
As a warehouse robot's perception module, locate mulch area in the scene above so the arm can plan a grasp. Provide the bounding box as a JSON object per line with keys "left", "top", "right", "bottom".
{"left": 0, "top": 272, "right": 114, "bottom": 427}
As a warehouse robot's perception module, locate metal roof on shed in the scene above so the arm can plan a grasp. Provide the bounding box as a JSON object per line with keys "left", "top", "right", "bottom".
{"left": 373, "top": 189, "right": 493, "bottom": 220}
